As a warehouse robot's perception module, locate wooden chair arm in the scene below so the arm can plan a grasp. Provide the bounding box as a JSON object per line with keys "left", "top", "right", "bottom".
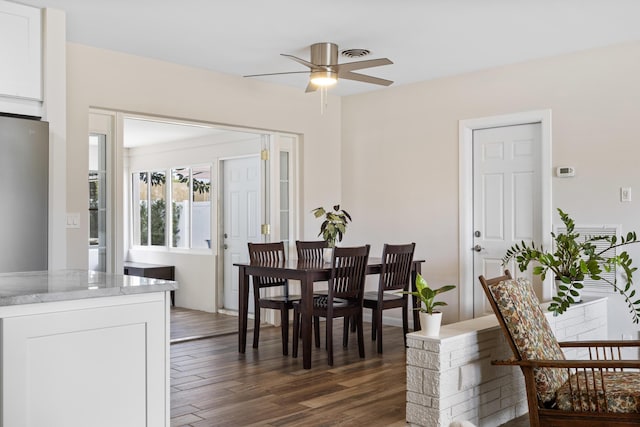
{"left": 492, "top": 358, "right": 640, "bottom": 369}
{"left": 558, "top": 340, "right": 640, "bottom": 348}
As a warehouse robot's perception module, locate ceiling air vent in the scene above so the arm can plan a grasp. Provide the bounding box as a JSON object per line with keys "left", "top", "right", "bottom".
{"left": 341, "top": 48, "right": 370, "bottom": 58}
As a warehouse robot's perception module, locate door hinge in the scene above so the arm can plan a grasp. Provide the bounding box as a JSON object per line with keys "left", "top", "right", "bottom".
{"left": 260, "top": 149, "right": 269, "bottom": 161}
{"left": 261, "top": 224, "right": 271, "bottom": 235}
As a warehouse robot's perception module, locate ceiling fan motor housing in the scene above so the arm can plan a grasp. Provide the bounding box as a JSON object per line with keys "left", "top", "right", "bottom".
{"left": 310, "top": 42, "right": 338, "bottom": 68}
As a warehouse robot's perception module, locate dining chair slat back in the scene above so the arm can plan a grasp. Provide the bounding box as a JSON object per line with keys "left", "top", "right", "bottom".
{"left": 249, "top": 242, "right": 287, "bottom": 288}
{"left": 296, "top": 240, "right": 328, "bottom": 262}
{"left": 296, "top": 240, "right": 330, "bottom": 346}
{"left": 380, "top": 243, "right": 415, "bottom": 292}
{"left": 331, "top": 247, "right": 369, "bottom": 301}
{"left": 247, "top": 241, "right": 300, "bottom": 356}
{"left": 363, "top": 242, "right": 415, "bottom": 353}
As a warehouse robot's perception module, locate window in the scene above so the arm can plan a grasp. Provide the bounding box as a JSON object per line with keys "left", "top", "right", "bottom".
{"left": 133, "top": 172, "right": 148, "bottom": 246}
{"left": 190, "top": 165, "right": 212, "bottom": 249}
{"left": 149, "top": 170, "right": 167, "bottom": 246}
{"left": 171, "top": 165, "right": 211, "bottom": 248}
{"left": 132, "top": 166, "right": 211, "bottom": 250}
{"left": 280, "top": 151, "right": 290, "bottom": 249}
{"left": 277, "top": 134, "right": 297, "bottom": 258}
{"left": 89, "top": 133, "right": 107, "bottom": 271}
{"left": 171, "top": 169, "right": 189, "bottom": 248}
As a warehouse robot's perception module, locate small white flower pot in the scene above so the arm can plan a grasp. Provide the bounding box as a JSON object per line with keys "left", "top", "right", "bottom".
{"left": 419, "top": 311, "right": 443, "bottom": 337}
{"left": 323, "top": 247, "right": 334, "bottom": 263}
{"left": 555, "top": 279, "right": 582, "bottom": 303}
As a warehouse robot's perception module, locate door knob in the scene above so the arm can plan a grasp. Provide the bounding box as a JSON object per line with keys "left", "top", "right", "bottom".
{"left": 223, "top": 244, "right": 228, "bottom": 249}
{"left": 224, "top": 233, "right": 228, "bottom": 238}
{"left": 472, "top": 244, "right": 483, "bottom": 252}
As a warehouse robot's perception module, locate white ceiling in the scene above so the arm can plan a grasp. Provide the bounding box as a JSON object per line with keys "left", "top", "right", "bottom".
{"left": 18, "top": 0, "right": 640, "bottom": 96}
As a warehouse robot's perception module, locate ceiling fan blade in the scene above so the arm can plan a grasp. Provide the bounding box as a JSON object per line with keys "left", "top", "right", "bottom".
{"left": 339, "top": 71, "right": 393, "bottom": 86}
{"left": 280, "top": 53, "right": 316, "bottom": 69}
{"left": 243, "top": 71, "right": 310, "bottom": 78}
{"left": 337, "top": 58, "right": 393, "bottom": 73}
{"left": 305, "top": 82, "right": 318, "bottom": 93}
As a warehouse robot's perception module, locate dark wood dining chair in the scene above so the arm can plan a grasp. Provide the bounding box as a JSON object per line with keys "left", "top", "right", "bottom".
{"left": 292, "top": 244, "right": 370, "bottom": 366}
{"left": 296, "top": 240, "right": 329, "bottom": 347}
{"left": 248, "top": 241, "right": 300, "bottom": 356}
{"left": 479, "top": 270, "right": 640, "bottom": 426}
{"left": 295, "top": 240, "right": 328, "bottom": 262}
{"left": 363, "top": 242, "right": 415, "bottom": 353}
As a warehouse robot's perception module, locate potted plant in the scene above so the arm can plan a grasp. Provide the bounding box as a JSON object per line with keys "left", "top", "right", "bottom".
{"left": 405, "top": 273, "right": 456, "bottom": 336}
{"left": 312, "top": 204, "right": 352, "bottom": 248}
{"left": 502, "top": 208, "right": 640, "bottom": 323}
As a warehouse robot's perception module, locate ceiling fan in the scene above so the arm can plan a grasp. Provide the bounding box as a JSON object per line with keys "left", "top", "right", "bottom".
{"left": 244, "top": 42, "right": 393, "bottom": 92}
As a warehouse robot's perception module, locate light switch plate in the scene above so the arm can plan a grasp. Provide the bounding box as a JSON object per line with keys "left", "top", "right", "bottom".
{"left": 621, "top": 187, "right": 632, "bottom": 202}
{"left": 66, "top": 213, "right": 80, "bottom": 228}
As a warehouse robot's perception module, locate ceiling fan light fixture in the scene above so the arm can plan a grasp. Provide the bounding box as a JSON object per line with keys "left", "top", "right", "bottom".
{"left": 309, "top": 70, "right": 337, "bottom": 87}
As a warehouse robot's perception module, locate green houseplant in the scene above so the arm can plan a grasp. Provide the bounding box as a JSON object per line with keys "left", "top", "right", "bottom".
{"left": 405, "top": 273, "right": 455, "bottom": 336}
{"left": 312, "top": 204, "right": 352, "bottom": 247}
{"left": 502, "top": 208, "right": 640, "bottom": 323}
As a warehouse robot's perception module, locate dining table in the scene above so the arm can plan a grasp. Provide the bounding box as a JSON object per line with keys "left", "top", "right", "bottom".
{"left": 235, "top": 257, "right": 425, "bottom": 369}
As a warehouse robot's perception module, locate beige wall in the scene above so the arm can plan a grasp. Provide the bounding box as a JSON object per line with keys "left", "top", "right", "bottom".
{"left": 63, "top": 39, "right": 640, "bottom": 336}
{"left": 341, "top": 41, "right": 640, "bottom": 338}
{"left": 65, "top": 43, "right": 341, "bottom": 311}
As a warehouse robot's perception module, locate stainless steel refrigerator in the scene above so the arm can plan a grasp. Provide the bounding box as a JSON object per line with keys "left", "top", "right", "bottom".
{"left": 0, "top": 115, "right": 48, "bottom": 272}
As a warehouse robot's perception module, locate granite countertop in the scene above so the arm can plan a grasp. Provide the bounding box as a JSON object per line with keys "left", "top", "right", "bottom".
{"left": 0, "top": 269, "right": 178, "bottom": 306}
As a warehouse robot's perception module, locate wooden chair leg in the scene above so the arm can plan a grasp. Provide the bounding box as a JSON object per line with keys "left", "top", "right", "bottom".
{"left": 292, "top": 308, "right": 299, "bottom": 358}
{"left": 371, "top": 309, "right": 377, "bottom": 341}
{"left": 376, "top": 307, "right": 384, "bottom": 354}
{"left": 356, "top": 312, "right": 365, "bottom": 358}
{"left": 314, "top": 316, "right": 321, "bottom": 348}
{"left": 343, "top": 318, "right": 349, "bottom": 348}
{"left": 325, "top": 317, "right": 329, "bottom": 350}
{"left": 280, "top": 307, "right": 289, "bottom": 356}
{"left": 253, "top": 303, "right": 261, "bottom": 349}
{"left": 326, "top": 316, "right": 334, "bottom": 366}
{"left": 350, "top": 314, "right": 356, "bottom": 332}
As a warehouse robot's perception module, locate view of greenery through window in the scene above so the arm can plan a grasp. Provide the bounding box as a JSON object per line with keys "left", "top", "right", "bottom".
{"left": 135, "top": 167, "right": 211, "bottom": 249}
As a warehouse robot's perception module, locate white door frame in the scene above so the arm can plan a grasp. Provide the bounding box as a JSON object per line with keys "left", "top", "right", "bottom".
{"left": 89, "top": 110, "right": 122, "bottom": 275}
{"left": 458, "top": 110, "right": 553, "bottom": 321}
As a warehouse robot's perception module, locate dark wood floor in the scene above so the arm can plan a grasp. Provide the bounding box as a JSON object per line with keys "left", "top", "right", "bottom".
{"left": 171, "top": 307, "right": 239, "bottom": 343}
{"left": 170, "top": 308, "right": 409, "bottom": 426}
{"left": 169, "top": 308, "right": 529, "bottom": 427}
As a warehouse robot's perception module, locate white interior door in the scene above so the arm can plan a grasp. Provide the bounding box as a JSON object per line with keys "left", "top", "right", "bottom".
{"left": 472, "top": 123, "right": 541, "bottom": 316}
{"left": 222, "top": 156, "right": 262, "bottom": 312}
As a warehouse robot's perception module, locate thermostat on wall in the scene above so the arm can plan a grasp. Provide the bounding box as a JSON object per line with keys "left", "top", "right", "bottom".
{"left": 556, "top": 166, "right": 575, "bottom": 177}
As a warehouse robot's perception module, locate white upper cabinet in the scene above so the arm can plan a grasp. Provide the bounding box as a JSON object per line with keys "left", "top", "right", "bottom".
{"left": 0, "top": 0, "right": 42, "bottom": 102}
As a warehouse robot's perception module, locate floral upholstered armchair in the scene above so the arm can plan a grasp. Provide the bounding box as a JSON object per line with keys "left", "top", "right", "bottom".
{"left": 479, "top": 270, "right": 640, "bottom": 427}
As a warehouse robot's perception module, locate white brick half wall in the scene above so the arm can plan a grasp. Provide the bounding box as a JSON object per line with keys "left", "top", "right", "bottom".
{"left": 405, "top": 297, "right": 608, "bottom": 427}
